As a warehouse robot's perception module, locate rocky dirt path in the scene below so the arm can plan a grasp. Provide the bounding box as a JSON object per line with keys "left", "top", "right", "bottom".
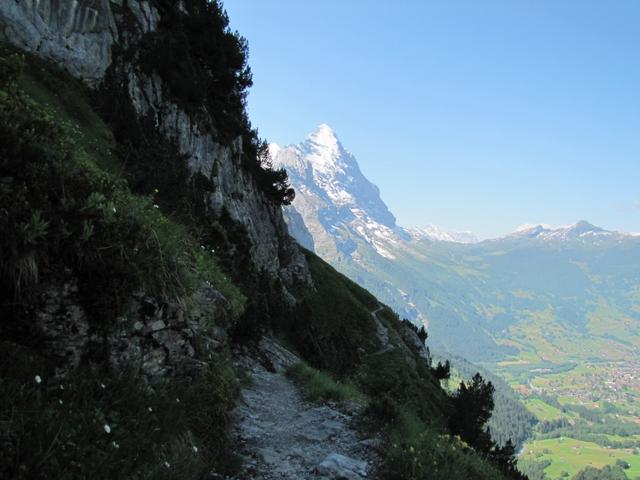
{"left": 231, "top": 338, "right": 380, "bottom": 480}
{"left": 370, "top": 305, "right": 394, "bottom": 357}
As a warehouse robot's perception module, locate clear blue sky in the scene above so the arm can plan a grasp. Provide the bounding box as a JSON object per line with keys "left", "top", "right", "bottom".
{"left": 224, "top": 0, "right": 640, "bottom": 238}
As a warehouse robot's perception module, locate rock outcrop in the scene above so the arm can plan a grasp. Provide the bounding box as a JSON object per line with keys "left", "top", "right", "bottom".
{"left": 34, "top": 272, "right": 231, "bottom": 383}
{"left": 316, "top": 453, "right": 369, "bottom": 480}
{"left": 0, "top": 0, "right": 118, "bottom": 83}
{"left": 125, "top": 69, "right": 309, "bottom": 290}
{"left": 401, "top": 325, "right": 431, "bottom": 364}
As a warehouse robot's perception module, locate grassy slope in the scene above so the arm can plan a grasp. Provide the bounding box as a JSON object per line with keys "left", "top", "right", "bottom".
{"left": 0, "top": 47, "right": 245, "bottom": 479}
{"left": 286, "top": 250, "right": 514, "bottom": 480}
{"left": 521, "top": 437, "right": 639, "bottom": 479}
{"left": 524, "top": 399, "right": 571, "bottom": 423}
{"left": 8, "top": 45, "right": 245, "bottom": 313}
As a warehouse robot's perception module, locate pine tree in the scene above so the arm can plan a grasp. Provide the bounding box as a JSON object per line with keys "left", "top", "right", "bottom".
{"left": 450, "top": 373, "right": 495, "bottom": 452}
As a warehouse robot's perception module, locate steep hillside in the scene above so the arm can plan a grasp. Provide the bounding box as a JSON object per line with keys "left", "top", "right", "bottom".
{"left": 1, "top": 0, "right": 310, "bottom": 292}
{"left": 0, "top": 41, "right": 247, "bottom": 478}
{"left": 275, "top": 124, "right": 640, "bottom": 479}
{"left": 0, "top": 1, "right": 308, "bottom": 477}
{"left": 288, "top": 251, "right": 526, "bottom": 480}
{"left": 273, "top": 125, "right": 640, "bottom": 366}
{"left": 0, "top": 2, "right": 530, "bottom": 479}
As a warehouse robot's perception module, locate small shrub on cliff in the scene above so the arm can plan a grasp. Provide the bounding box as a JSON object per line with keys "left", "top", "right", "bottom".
{"left": 244, "top": 135, "right": 295, "bottom": 206}
{"left": 432, "top": 360, "right": 451, "bottom": 381}
{"left": 402, "top": 318, "right": 428, "bottom": 344}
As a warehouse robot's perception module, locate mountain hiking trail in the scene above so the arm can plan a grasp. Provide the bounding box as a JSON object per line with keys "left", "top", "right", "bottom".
{"left": 231, "top": 337, "right": 381, "bottom": 480}
{"left": 370, "top": 305, "right": 393, "bottom": 357}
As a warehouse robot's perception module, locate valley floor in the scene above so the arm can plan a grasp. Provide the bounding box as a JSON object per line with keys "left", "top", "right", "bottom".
{"left": 232, "top": 338, "right": 380, "bottom": 479}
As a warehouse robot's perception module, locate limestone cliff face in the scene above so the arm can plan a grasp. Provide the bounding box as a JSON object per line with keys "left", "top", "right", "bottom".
{"left": 0, "top": 0, "right": 118, "bottom": 83}
{"left": 35, "top": 273, "right": 231, "bottom": 383}
{"left": 125, "top": 70, "right": 309, "bottom": 291}
{"left": 0, "top": 0, "right": 311, "bottom": 294}
{"left": 0, "top": 0, "right": 310, "bottom": 381}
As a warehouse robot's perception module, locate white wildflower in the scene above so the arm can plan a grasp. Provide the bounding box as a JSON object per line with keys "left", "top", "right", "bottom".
{"left": 100, "top": 383, "right": 106, "bottom": 389}
{"left": 176, "top": 398, "right": 180, "bottom": 403}
{"left": 112, "top": 441, "right": 120, "bottom": 449}
{"left": 112, "top": 207, "right": 117, "bottom": 214}
{"left": 200, "top": 245, "right": 205, "bottom": 250}
{"left": 59, "top": 385, "right": 64, "bottom": 390}
{"left": 164, "top": 461, "right": 171, "bottom": 469}
{"left": 192, "top": 446, "right": 198, "bottom": 453}
{"left": 104, "top": 424, "right": 111, "bottom": 434}
{"left": 148, "top": 406, "right": 153, "bottom": 412}
{"left": 35, "top": 375, "right": 42, "bottom": 384}
{"left": 58, "top": 399, "right": 64, "bottom": 405}
{"left": 153, "top": 204, "right": 160, "bottom": 209}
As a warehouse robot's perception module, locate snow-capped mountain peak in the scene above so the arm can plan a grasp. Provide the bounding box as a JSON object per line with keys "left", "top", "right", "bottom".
{"left": 506, "top": 221, "right": 618, "bottom": 242}
{"left": 271, "top": 124, "right": 401, "bottom": 260}
{"left": 409, "top": 225, "right": 479, "bottom": 244}
{"left": 268, "top": 142, "right": 281, "bottom": 160}
{"left": 272, "top": 124, "right": 487, "bottom": 260}
{"left": 569, "top": 220, "right": 605, "bottom": 235}
{"left": 307, "top": 123, "right": 339, "bottom": 149}
{"left": 299, "top": 123, "right": 355, "bottom": 178}
{"left": 273, "top": 125, "right": 396, "bottom": 224}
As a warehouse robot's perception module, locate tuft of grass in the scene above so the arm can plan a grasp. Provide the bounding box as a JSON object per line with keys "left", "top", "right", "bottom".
{"left": 193, "top": 249, "right": 245, "bottom": 319}
{"left": 287, "top": 361, "right": 366, "bottom": 404}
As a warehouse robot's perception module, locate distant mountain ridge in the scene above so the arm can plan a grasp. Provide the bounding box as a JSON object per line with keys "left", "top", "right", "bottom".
{"left": 273, "top": 125, "right": 637, "bottom": 247}
{"left": 409, "top": 225, "right": 479, "bottom": 244}
{"left": 501, "top": 220, "right": 631, "bottom": 242}
{"left": 272, "top": 124, "right": 640, "bottom": 364}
